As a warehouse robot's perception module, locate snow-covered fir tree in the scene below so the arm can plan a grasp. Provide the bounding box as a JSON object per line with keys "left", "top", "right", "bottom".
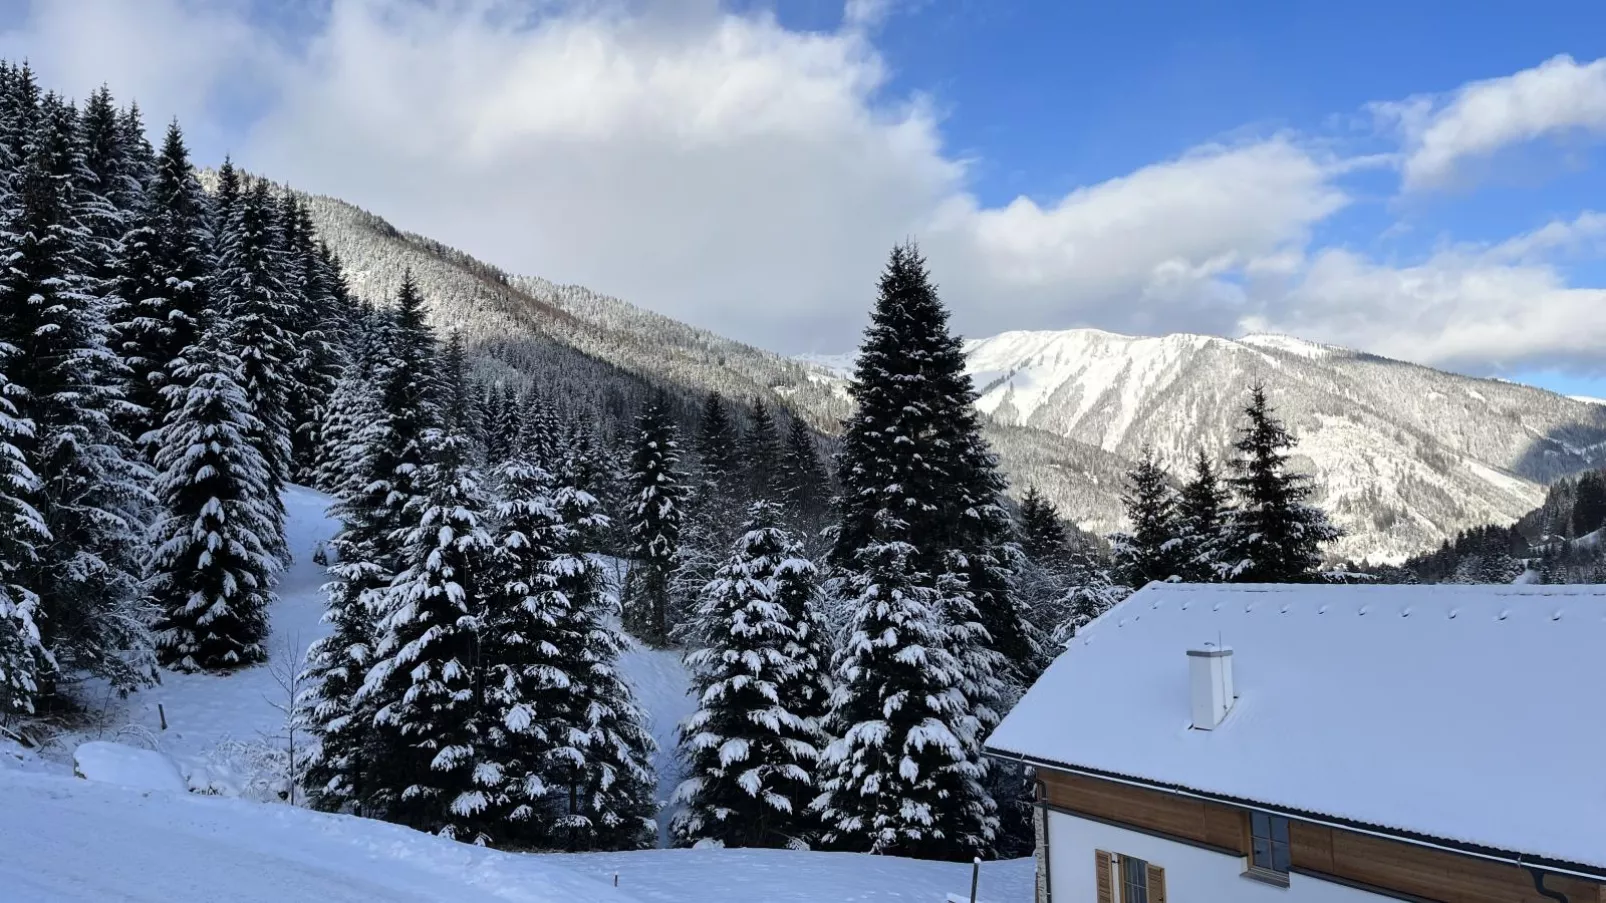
{"left": 146, "top": 321, "right": 281, "bottom": 672}
{"left": 624, "top": 391, "right": 685, "bottom": 646}
{"left": 818, "top": 243, "right": 1020, "bottom": 861}
{"left": 1221, "top": 386, "right": 1342, "bottom": 582}
{"left": 0, "top": 347, "right": 48, "bottom": 715}
{"left": 740, "top": 397, "right": 782, "bottom": 504}
{"left": 672, "top": 501, "right": 829, "bottom": 850}
{"left": 358, "top": 431, "right": 497, "bottom": 841}
{"left": 213, "top": 179, "right": 296, "bottom": 540}
{"left": 1051, "top": 554, "right": 1129, "bottom": 643}
{"left": 302, "top": 276, "right": 441, "bottom": 816}
{"left": 1110, "top": 446, "right": 1183, "bottom": 588}
{"left": 108, "top": 121, "right": 212, "bottom": 461}
{"left": 480, "top": 454, "right": 578, "bottom": 847}
{"left": 775, "top": 414, "right": 828, "bottom": 534}
{"left": 546, "top": 467, "right": 658, "bottom": 851}
{"left": 1175, "top": 449, "right": 1229, "bottom": 582}
{"left": 1017, "top": 485, "right": 1070, "bottom": 568}
{"left": 0, "top": 87, "right": 154, "bottom": 700}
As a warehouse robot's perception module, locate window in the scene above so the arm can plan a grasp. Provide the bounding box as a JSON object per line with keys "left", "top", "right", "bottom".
{"left": 1120, "top": 854, "right": 1150, "bottom": 903}
{"left": 1095, "top": 850, "right": 1166, "bottom": 903}
{"left": 1250, "top": 811, "right": 1292, "bottom": 876}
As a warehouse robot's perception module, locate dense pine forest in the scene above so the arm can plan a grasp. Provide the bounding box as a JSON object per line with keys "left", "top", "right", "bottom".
{"left": 9, "top": 56, "right": 1589, "bottom": 866}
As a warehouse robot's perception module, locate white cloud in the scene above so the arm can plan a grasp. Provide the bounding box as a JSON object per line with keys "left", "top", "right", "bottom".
{"left": 1385, "top": 54, "right": 1606, "bottom": 192}
{"left": 3, "top": 0, "right": 1604, "bottom": 376}
{"left": 1241, "top": 214, "right": 1606, "bottom": 371}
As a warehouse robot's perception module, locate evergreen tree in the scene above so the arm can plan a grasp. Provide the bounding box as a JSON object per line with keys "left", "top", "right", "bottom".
{"left": 1572, "top": 471, "right": 1606, "bottom": 537}
{"left": 146, "top": 323, "right": 280, "bottom": 672}
{"left": 357, "top": 431, "right": 497, "bottom": 841}
{"left": 546, "top": 466, "right": 658, "bottom": 851}
{"left": 1221, "top": 386, "right": 1342, "bottom": 582}
{"left": 440, "top": 329, "right": 476, "bottom": 440}
{"left": 1016, "top": 486, "right": 1069, "bottom": 568}
{"left": 672, "top": 502, "right": 829, "bottom": 849}
{"left": 1051, "top": 554, "right": 1129, "bottom": 643}
{"left": 775, "top": 415, "right": 827, "bottom": 532}
{"left": 815, "top": 539, "right": 995, "bottom": 858}
{"left": 624, "top": 392, "right": 685, "bottom": 646}
{"left": 694, "top": 391, "right": 741, "bottom": 529}
{"left": 518, "top": 390, "right": 560, "bottom": 473}
{"left": 212, "top": 156, "right": 240, "bottom": 238}
{"left": 1110, "top": 447, "right": 1183, "bottom": 588}
{"left": 302, "top": 276, "right": 440, "bottom": 816}
{"left": 741, "top": 397, "right": 782, "bottom": 504}
{"left": 214, "top": 179, "right": 296, "bottom": 541}
{"left": 818, "top": 243, "right": 1016, "bottom": 861}
{"left": 482, "top": 455, "right": 573, "bottom": 847}
{"left": 109, "top": 121, "right": 212, "bottom": 460}
{"left": 0, "top": 91, "right": 154, "bottom": 697}
{"left": 0, "top": 348, "right": 49, "bottom": 715}
{"left": 1175, "top": 449, "right": 1230, "bottom": 582}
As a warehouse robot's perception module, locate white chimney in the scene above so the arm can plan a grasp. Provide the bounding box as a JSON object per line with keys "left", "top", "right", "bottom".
{"left": 1188, "top": 645, "right": 1235, "bottom": 730}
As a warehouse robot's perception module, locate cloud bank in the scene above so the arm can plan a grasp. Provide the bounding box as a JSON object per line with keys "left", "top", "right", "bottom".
{"left": 5, "top": 0, "right": 1605, "bottom": 375}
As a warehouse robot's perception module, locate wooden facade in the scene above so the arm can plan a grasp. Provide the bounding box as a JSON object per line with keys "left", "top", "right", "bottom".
{"left": 1040, "top": 769, "right": 1604, "bottom": 903}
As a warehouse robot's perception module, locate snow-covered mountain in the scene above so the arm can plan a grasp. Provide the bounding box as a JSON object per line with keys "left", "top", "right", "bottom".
{"left": 291, "top": 185, "right": 1605, "bottom": 563}
{"left": 958, "top": 328, "right": 1606, "bottom": 562}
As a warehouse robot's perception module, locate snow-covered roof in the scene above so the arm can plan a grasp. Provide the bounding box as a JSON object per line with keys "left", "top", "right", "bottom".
{"left": 986, "top": 583, "right": 1606, "bottom": 872}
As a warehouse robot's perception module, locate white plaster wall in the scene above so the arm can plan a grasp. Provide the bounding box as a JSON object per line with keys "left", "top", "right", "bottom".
{"left": 1046, "top": 811, "right": 1396, "bottom": 902}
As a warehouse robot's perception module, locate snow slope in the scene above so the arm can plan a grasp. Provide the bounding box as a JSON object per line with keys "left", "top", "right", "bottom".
{"left": 616, "top": 637, "right": 696, "bottom": 845}
{"left": 0, "top": 768, "right": 634, "bottom": 903}
{"left": 53, "top": 485, "right": 338, "bottom": 793}
{"left": 0, "top": 766, "right": 1031, "bottom": 903}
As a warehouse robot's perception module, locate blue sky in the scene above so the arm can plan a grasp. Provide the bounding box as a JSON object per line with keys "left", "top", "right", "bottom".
{"left": 4, "top": 0, "right": 1605, "bottom": 396}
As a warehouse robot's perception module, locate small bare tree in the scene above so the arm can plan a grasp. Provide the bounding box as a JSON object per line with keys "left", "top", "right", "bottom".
{"left": 262, "top": 632, "right": 310, "bottom": 806}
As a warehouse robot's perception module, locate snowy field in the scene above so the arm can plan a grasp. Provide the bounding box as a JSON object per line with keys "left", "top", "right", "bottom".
{"left": 1, "top": 485, "right": 1030, "bottom": 901}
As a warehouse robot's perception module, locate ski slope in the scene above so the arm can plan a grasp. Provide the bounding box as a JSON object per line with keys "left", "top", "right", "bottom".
{"left": 1, "top": 485, "right": 1032, "bottom": 901}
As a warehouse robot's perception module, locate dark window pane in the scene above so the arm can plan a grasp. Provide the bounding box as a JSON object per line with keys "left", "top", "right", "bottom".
{"left": 1251, "top": 811, "right": 1270, "bottom": 838}
{"left": 1121, "top": 857, "right": 1148, "bottom": 903}
{"left": 1272, "top": 841, "right": 1291, "bottom": 873}
{"left": 1270, "top": 815, "right": 1290, "bottom": 844}
{"left": 1252, "top": 837, "right": 1272, "bottom": 870}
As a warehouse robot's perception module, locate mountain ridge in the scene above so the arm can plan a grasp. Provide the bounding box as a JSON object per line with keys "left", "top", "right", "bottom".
{"left": 288, "top": 183, "right": 1606, "bottom": 563}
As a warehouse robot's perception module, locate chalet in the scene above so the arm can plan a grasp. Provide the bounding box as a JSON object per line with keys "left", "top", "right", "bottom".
{"left": 985, "top": 583, "right": 1606, "bottom": 903}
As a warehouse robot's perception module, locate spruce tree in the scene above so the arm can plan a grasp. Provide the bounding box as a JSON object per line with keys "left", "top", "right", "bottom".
{"left": 1051, "top": 554, "right": 1129, "bottom": 643}
{"left": 0, "top": 90, "right": 154, "bottom": 697}
{"left": 1221, "top": 386, "right": 1342, "bottom": 582}
{"left": 109, "top": 121, "right": 212, "bottom": 460}
{"left": 1017, "top": 486, "right": 1069, "bottom": 568}
{"left": 547, "top": 464, "right": 658, "bottom": 851}
{"left": 0, "top": 350, "right": 49, "bottom": 715}
{"left": 358, "top": 431, "right": 497, "bottom": 841}
{"left": 672, "top": 502, "right": 829, "bottom": 849}
{"left": 624, "top": 392, "right": 685, "bottom": 646}
{"left": 440, "top": 329, "right": 476, "bottom": 440}
{"left": 775, "top": 415, "right": 827, "bottom": 532}
{"left": 214, "top": 178, "right": 297, "bottom": 508}
{"left": 818, "top": 243, "right": 1016, "bottom": 861}
{"left": 482, "top": 455, "right": 572, "bottom": 847}
{"left": 302, "top": 276, "right": 441, "bottom": 816}
{"left": 740, "top": 397, "right": 782, "bottom": 504}
{"left": 1572, "top": 471, "right": 1606, "bottom": 537}
{"left": 1176, "top": 449, "right": 1229, "bottom": 582}
{"left": 694, "top": 391, "right": 741, "bottom": 529}
{"left": 1110, "top": 447, "right": 1183, "bottom": 588}
{"left": 147, "top": 323, "right": 280, "bottom": 672}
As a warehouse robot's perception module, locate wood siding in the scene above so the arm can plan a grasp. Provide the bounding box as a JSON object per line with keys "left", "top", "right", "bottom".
{"left": 1041, "top": 769, "right": 1602, "bottom": 903}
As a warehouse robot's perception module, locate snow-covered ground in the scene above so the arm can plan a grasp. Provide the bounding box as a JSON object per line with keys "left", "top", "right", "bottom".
{"left": 1, "top": 486, "right": 1030, "bottom": 901}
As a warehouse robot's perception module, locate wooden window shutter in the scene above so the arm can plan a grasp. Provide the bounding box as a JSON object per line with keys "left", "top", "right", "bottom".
{"left": 1095, "top": 850, "right": 1113, "bottom": 903}
{"left": 1146, "top": 863, "right": 1166, "bottom": 903}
